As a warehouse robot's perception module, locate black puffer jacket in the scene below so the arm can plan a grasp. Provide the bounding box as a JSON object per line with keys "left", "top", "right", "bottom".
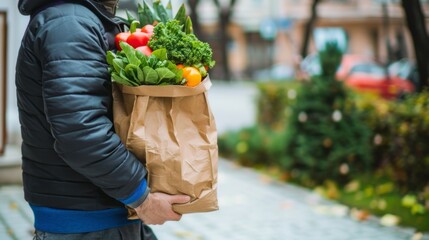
{"left": 16, "top": 0, "right": 147, "bottom": 210}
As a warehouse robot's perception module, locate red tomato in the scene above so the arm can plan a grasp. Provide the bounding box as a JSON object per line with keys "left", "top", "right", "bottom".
{"left": 115, "top": 32, "right": 130, "bottom": 50}
{"left": 136, "top": 46, "right": 153, "bottom": 56}
{"left": 141, "top": 24, "right": 154, "bottom": 35}
{"left": 126, "top": 31, "right": 150, "bottom": 48}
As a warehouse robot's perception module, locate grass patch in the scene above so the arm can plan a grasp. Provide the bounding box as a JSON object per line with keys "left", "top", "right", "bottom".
{"left": 337, "top": 174, "right": 429, "bottom": 232}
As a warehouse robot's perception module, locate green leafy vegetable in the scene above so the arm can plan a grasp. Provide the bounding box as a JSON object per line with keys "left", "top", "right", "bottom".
{"left": 174, "top": 3, "right": 186, "bottom": 26}
{"left": 143, "top": 66, "right": 159, "bottom": 85}
{"left": 106, "top": 42, "right": 183, "bottom": 86}
{"left": 154, "top": 0, "right": 169, "bottom": 23}
{"left": 152, "top": 48, "right": 168, "bottom": 61}
{"left": 156, "top": 67, "right": 176, "bottom": 82}
{"left": 148, "top": 20, "right": 215, "bottom": 69}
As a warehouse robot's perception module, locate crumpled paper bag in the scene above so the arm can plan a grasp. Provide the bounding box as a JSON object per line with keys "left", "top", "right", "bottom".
{"left": 112, "top": 77, "right": 218, "bottom": 215}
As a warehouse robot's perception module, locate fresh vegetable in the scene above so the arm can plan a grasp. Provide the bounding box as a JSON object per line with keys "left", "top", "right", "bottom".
{"left": 126, "top": 31, "right": 150, "bottom": 48}
{"left": 115, "top": 32, "right": 130, "bottom": 50}
{"left": 137, "top": 2, "right": 156, "bottom": 26}
{"left": 124, "top": 0, "right": 195, "bottom": 33}
{"left": 126, "top": 1, "right": 186, "bottom": 30}
{"left": 141, "top": 24, "right": 154, "bottom": 36}
{"left": 153, "top": 0, "right": 169, "bottom": 23}
{"left": 136, "top": 46, "right": 153, "bottom": 56}
{"left": 184, "top": 16, "right": 193, "bottom": 34}
{"left": 109, "top": 1, "right": 214, "bottom": 87}
{"left": 126, "top": 21, "right": 150, "bottom": 49}
{"left": 107, "top": 42, "right": 184, "bottom": 86}
{"left": 182, "top": 66, "right": 202, "bottom": 87}
{"left": 148, "top": 20, "right": 215, "bottom": 70}
{"left": 114, "top": 22, "right": 154, "bottom": 51}
{"left": 174, "top": 3, "right": 186, "bottom": 27}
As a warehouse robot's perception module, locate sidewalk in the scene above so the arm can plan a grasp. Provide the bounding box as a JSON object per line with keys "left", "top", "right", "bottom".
{"left": 1, "top": 80, "right": 428, "bottom": 240}
{"left": 1, "top": 159, "right": 427, "bottom": 240}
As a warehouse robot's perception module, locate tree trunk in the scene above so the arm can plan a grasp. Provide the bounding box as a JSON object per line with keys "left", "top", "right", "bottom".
{"left": 301, "top": 0, "right": 321, "bottom": 58}
{"left": 382, "top": 3, "right": 393, "bottom": 64}
{"left": 401, "top": 0, "right": 429, "bottom": 92}
{"left": 213, "top": 0, "right": 238, "bottom": 80}
{"left": 219, "top": 9, "right": 231, "bottom": 80}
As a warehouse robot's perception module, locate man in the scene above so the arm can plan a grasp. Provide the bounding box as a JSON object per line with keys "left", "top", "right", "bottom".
{"left": 15, "top": 0, "right": 190, "bottom": 239}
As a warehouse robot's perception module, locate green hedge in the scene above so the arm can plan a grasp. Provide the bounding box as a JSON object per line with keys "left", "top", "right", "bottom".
{"left": 355, "top": 92, "right": 429, "bottom": 192}
{"left": 219, "top": 81, "right": 429, "bottom": 195}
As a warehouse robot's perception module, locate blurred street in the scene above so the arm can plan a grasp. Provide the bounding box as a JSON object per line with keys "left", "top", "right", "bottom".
{"left": 0, "top": 80, "right": 428, "bottom": 240}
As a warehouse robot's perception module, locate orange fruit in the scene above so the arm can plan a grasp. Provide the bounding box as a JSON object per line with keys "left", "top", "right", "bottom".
{"left": 183, "top": 67, "right": 202, "bottom": 87}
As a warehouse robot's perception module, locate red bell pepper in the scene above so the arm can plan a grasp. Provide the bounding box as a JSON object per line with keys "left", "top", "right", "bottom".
{"left": 126, "top": 21, "right": 150, "bottom": 49}
{"left": 115, "top": 32, "right": 130, "bottom": 50}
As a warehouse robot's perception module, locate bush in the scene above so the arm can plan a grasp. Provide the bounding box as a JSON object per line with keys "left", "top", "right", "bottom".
{"left": 219, "top": 80, "right": 429, "bottom": 201}
{"left": 218, "top": 126, "right": 288, "bottom": 167}
{"left": 282, "top": 75, "right": 373, "bottom": 185}
{"left": 281, "top": 44, "right": 373, "bottom": 185}
{"left": 355, "top": 91, "right": 429, "bottom": 192}
{"left": 256, "top": 81, "right": 299, "bottom": 129}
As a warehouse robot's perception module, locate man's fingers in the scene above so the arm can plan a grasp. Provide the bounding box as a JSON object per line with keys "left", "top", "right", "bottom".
{"left": 170, "top": 212, "right": 182, "bottom": 221}
{"left": 169, "top": 195, "right": 191, "bottom": 204}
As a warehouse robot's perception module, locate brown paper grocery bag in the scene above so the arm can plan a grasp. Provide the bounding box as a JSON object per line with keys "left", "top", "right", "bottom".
{"left": 112, "top": 77, "right": 218, "bottom": 215}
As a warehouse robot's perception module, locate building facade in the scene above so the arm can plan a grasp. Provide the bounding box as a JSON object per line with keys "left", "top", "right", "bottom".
{"left": 196, "top": 0, "right": 429, "bottom": 79}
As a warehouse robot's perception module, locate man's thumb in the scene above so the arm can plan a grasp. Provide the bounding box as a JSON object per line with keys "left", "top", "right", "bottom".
{"left": 169, "top": 195, "right": 191, "bottom": 204}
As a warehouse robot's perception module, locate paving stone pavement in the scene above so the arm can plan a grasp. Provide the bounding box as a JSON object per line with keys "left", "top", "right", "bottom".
{"left": 151, "top": 158, "right": 429, "bottom": 240}
{"left": 1, "top": 159, "right": 428, "bottom": 240}
{"left": 1, "top": 81, "right": 428, "bottom": 239}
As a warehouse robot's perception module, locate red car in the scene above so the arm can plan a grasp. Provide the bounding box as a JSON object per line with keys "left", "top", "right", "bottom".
{"left": 336, "top": 54, "right": 375, "bottom": 80}
{"left": 344, "top": 63, "right": 415, "bottom": 99}
{"left": 301, "top": 53, "right": 376, "bottom": 80}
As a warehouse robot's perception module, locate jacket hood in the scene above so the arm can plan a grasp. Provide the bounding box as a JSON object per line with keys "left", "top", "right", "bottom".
{"left": 18, "top": 0, "right": 119, "bottom": 16}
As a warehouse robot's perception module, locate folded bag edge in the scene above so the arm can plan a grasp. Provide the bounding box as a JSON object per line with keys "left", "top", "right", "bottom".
{"left": 118, "top": 76, "right": 212, "bottom": 97}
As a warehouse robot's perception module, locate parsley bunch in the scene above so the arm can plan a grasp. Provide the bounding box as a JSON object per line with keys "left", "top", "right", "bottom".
{"left": 148, "top": 20, "right": 216, "bottom": 69}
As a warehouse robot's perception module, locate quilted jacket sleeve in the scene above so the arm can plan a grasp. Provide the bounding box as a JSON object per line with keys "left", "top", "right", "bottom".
{"left": 35, "top": 13, "right": 148, "bottom": 207}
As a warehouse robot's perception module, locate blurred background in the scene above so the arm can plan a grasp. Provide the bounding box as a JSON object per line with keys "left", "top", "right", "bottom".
{"left": 1, "top": 0, "right": 429, "bottom": 239}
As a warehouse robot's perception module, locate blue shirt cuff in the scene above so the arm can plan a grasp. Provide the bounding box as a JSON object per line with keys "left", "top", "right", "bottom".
{"left": 117, "top": 179, "right": 149, "bottom": 208}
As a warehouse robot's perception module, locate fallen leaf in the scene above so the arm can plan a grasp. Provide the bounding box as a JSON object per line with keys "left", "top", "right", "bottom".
{"left": 259, "top": 175, "right": 273, "bottom": 184}
{"left": 402, "top": 194, "right": 417, "bottom": 208}
{"left": 411, "top": 232, "right": 423, "bottom": 240}
{"left": 350, "top": 208, "right": 370, "bottom": 221}
{"left": 313, "top": 205, "right": 348, "bottom": 217}
{"left": 345, "top": 180, "right": 360, "bottom": 193}
{"left": 380, "top": 214, "right": 400, "bottom": 227}
{"left": 174, "top": 231, "right": 203, "bottom": 240}
{"left": 378, "top": 199, "right": 387, "bottom": 210}
{"left": 9, "top": 201, "right": 18, "bottom": 209}
{"left": 411, "top": 204, "right": 426, "bottom": 215}
{"left": 331, "top": 205, "right": 349, "bottom": 217}
{"left": 375, "top": 182, "right": 394, "bottom": 195}
{"left": 313, "top": 205, "right": 330, "bottom": 215}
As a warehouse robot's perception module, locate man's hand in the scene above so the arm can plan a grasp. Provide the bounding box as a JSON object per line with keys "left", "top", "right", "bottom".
{"left": 134, "top": 192, "right": 191, "bottom": 225}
